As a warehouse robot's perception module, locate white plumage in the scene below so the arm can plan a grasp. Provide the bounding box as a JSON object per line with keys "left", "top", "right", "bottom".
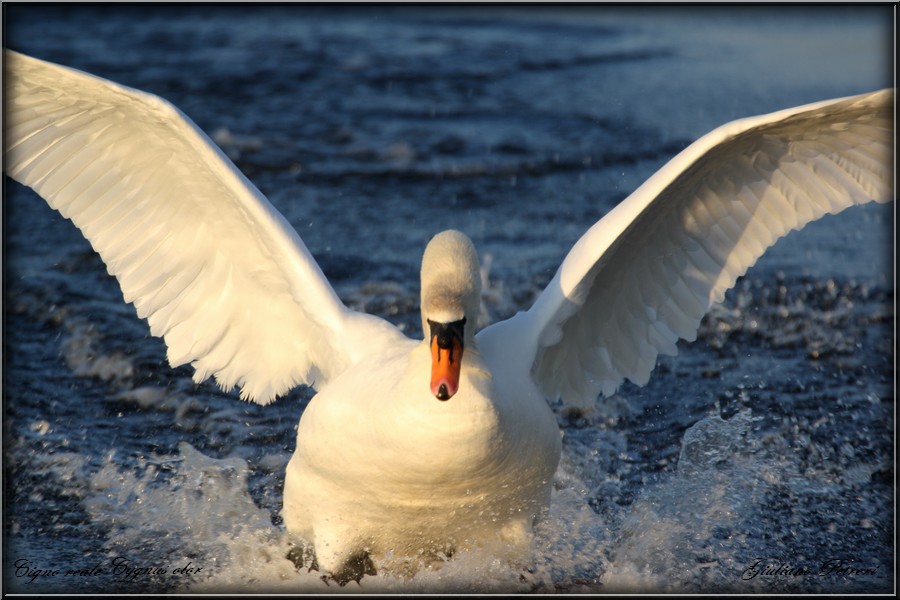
{"left": 3, "top": 49, "right": 893, "bottom": 580}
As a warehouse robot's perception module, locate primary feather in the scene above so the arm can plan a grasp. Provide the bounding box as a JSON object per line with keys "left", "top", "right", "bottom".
{"left": 508, "top": 89, "right": 893, "bottom": 407}
{"left": 3, "top": 49, "right": 393, "bottom": 404}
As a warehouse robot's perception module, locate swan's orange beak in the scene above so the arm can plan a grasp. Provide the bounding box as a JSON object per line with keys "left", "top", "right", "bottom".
{"left": 428, "top": 319, "right": 466, "bottom": 401}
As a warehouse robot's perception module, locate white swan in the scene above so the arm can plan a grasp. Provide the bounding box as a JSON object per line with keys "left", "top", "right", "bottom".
{"left": 4, "top": 49, "right": 893, "bottom": 581}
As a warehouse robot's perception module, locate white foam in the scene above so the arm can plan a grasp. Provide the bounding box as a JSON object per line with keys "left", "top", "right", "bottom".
{"left": 39, "top": 401, "right": 886, "bottom": 593}
{"left": 65, "top": 438, "right": 618, "bottom": 592}
{"left": 601, "top": 410, "right": 761, "bottom": 592}
{"left": 61, "top": 318, "right": 134, "bottom": 382}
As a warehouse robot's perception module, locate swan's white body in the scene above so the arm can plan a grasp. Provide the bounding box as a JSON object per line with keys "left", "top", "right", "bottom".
{"left": 3, "top": 49, "right": 893, "bottom": 579}
{"left": 283, "top": 324, "right": 561, "bottom": 572}
{"left": 282, "top": 231, "right": 562, "bottom": 573}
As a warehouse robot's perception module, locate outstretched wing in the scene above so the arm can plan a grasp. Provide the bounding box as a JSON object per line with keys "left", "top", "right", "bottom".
{"left": 479, "top": 89, "right": 893, "bottom": 408}
{"left": 4, "top": 49, "right": 399, "bottom": 404}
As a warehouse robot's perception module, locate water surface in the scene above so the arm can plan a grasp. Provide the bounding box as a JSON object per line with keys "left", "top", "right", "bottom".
{"left": 2, "top": 5, "right": 894, "bottom": 593}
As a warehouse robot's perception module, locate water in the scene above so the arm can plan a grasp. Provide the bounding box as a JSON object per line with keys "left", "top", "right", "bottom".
{"left": 2, "top": 5, "right": 894, "bottom": 594}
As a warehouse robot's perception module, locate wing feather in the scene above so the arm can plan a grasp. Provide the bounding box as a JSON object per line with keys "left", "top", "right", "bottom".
{"left": 480, "top": 89, "right": 893, "bottom": 408}
{"left": 4, "top": 49, "right": 397, "bottom": 404}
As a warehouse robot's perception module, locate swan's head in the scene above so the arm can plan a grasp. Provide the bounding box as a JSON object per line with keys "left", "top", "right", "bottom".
{"left": 420, "top": 230, "right": 481, "bottom": 401}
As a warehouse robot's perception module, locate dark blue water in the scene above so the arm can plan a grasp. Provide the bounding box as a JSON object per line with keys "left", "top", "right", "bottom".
{"left": 2, "top": 5, "right": 894, "bottom": 593}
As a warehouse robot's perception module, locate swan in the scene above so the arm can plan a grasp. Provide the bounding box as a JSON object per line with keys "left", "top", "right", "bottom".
{"left": 3, "top": 49, "right": 893, "bottom": 581}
